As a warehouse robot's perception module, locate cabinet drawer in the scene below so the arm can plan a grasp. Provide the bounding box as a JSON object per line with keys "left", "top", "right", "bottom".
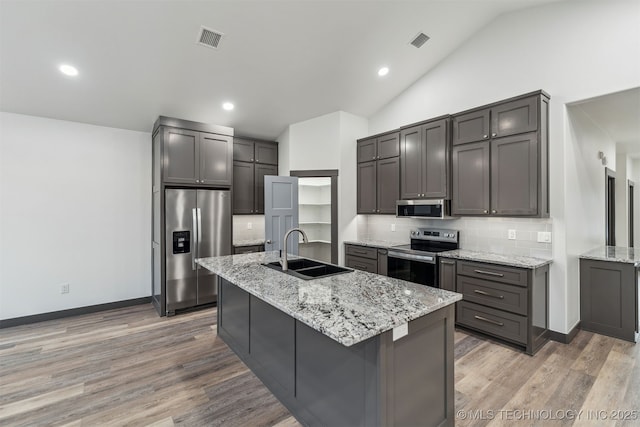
{"left": 457, "top": 261, "right": 527, "bottom": 287}
{"left": 234, "top": 245, "right": 264, "bottom": 255}
{"left": 345, "top": 255, "right": 378, "bottom": 274}
{"left": 345, "top": 245, "right": 378, "bottom": 260}
{"left": 457, "top": 301, "right": 527, "bottom": 345}
{"left": 458, "top": 276, "right": 527, "bottom": 315}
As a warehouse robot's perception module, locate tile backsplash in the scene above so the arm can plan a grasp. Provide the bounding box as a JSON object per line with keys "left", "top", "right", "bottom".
{"left": 233, "top": 215, "right": 265, "bottom": 243}
{"left": 359, "top": 215, "right": 552, "bottom": 259}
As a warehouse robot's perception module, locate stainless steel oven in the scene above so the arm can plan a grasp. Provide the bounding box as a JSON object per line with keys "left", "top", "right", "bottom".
{"left": 387, "top": 228, "right": 459, "bottom": 288}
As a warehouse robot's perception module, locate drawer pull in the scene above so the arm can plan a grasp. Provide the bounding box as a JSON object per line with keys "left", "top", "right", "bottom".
{"left": 352, "top": 250, "right": 368, "bottom": 255}
{"left": 473, "top": 289, "right": 504, "bottom": 299}
{"left": 441, "top": 260, "right": 455, "bottom": 265}
{"left": 474, "top": 315, "right": 504, "bottom": 327}
{"left": 474, "top": 269, "right": 504, "bottom": 277}
{"left": 354, "top": 264, "right": 368, "bottom": 269}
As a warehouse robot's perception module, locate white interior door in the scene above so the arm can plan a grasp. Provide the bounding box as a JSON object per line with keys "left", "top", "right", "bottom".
{"left": 264, "top": 176, "right": 299, "bottom": 254}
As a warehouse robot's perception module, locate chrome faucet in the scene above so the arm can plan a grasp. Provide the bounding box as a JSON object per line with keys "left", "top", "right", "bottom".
{"left": 281, "top": 227, "right": 308, "bottom": 271}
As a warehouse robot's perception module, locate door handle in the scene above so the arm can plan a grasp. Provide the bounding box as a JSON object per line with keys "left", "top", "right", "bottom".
{"left": 266, "top": 239, "right": 272, "bottom": 244}
{"left": 473, "top": 289, "right": 504, "bottom": 299}
{"left": 192, "top": 208, "right": 198, "bottom": 270}
{"left": 196, "top": 208, "right": 202, "bottom": 268}
{"left": 474, "top": 269, "right": 504, "bottom": 277}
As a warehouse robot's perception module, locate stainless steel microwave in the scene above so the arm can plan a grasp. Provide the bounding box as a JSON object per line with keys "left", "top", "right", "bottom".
{"left": 396, "top": 199, "right": 455, "bottom": 219}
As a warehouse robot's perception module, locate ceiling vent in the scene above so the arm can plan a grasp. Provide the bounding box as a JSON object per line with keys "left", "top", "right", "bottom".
{"left": 196, "top": 26, "right": 223, "bottom": 49}
{"left": 409, "top": 32, "right": 430, "bottom": 48}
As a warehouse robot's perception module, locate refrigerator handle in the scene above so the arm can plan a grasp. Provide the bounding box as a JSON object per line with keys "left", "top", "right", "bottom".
{"left": 192, "top": 208, "right": 198, "bottom": 270}
{"left": 196, "top": 208, "right": 202, "bottom": 269}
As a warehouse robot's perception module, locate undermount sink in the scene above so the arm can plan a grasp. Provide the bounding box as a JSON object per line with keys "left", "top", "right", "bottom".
{"left": 263, "top": 258, "right": 353, "bottom": 280}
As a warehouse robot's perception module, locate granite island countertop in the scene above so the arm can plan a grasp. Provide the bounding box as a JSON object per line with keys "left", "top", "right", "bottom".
{"left": 579, "top": 246, "right": 640, "bottom": 266}
{"left": 439, "top": 249, "right": 552, "bottom": 269}
{"left": 233, "top": 239, "right": 265, "bottom": 247}
{"left": 197, "top": 252, "right": 461, "bottom": 347}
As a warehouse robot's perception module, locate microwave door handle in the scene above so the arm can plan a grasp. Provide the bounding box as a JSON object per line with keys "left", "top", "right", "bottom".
{"left": 192, "top": 208, "right": 198, "bottom": 270}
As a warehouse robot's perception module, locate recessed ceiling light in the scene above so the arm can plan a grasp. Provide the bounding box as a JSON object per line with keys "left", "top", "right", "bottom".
{"left": 59, "top": 64, "right": 78, "bottom": 76}
{"left": 378, "top": 67, "right": 389, "bottom": 77}
{"left": 222, "top": 102, "right": 234, "bottom": 111}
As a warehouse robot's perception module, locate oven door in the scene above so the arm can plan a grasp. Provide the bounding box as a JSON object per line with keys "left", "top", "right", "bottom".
{"left": 387, "top": 250, "right": 438, "bottom": 287}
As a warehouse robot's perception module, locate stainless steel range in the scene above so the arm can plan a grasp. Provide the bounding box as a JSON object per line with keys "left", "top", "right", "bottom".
{"left": 387, "top": 228, "right": 459, "bottom": 288}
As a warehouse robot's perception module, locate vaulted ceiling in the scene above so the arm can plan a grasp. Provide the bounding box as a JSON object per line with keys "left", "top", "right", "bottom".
{"left": 1, "top": 0, "right": 565, "bottom": 139}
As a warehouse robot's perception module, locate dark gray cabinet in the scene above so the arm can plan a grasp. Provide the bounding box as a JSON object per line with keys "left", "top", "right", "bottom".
{"left": 345, "top": 244, "right": 388, "bottom": 275}
{"left": 233, "top": 244, "right": 265, "bottom": 254}
{"left": 163, "top": 128, "right": 232, "bottom": 186}
{"left": 452, "top": 141, "right": 490, "bottom": 215}
{"left": 400, "top": 116, "right": 450, "bottom": 200}
{"left": 218, "top": 278, "right": 250, "bottom": 355}
{"left": 580, "top": 259, "right": 638, "bottom": 342}
{"left": 233, "top": 138, "right": 278, "bottom": 214}
{"left": 453, "top": 259, "right": 549, "bottom": 355}
{"left": 452, "top": 95, "right": 538, "bottom": 145}
{"left": 439, "top": 258, "right": 456, "bottom": 292}
{"left": 451, "top": 91, "right": 549, "bottom": 217}
{"left": 357, "top": 131, "right": 400, "bottom": 214}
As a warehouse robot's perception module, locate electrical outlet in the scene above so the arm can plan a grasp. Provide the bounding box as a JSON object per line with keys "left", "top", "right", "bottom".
{"left": 508, "top": 229, "right": 517, "bottom": 240}
{"left": 537, "top": 231, "right": 552, "bottom": 243}
{"left": 60, "top": 283, "right": 70, "bottom": 294}
{"left": 391, "top": 223, "right": 396, "bottom": 232}
{"left": 247, "top": 222, "right": 253, "bottom": 230}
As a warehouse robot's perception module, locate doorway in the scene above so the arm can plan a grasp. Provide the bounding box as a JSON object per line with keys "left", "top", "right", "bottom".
{"left": 606, "top": 168, "right": 616, "bottom": 246}
{"left": 290, "top": 170, "right": 338, "bottom": 264}
{"left": 629, "top": 180, "right": 635, "bottom": 248}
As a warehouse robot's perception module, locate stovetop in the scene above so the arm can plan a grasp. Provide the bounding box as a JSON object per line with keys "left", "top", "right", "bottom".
{"left": 390, "top": 228, "right": 459, "bottom": 255}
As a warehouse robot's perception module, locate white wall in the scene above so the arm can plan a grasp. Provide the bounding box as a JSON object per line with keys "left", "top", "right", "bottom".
{"left": 367, "top": 0, "right": 640, "bottom": 333}
{"left": 278, "top": 111, "right": 368, "bottom": 263}
{"left": 0, "top": 113, "right": 151, "bottom": 320}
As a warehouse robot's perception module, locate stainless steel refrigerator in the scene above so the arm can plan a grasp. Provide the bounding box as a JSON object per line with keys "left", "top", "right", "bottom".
{"left": 164, "top": 188, "right": 231, "bottom": 315}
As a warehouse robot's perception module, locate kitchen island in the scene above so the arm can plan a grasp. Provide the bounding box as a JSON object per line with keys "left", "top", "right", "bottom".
{"left": 197, "top": 252, "right": 462, "bottom": 427}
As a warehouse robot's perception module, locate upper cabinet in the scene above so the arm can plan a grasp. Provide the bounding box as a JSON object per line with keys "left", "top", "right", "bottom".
{"left": 156, "top": 117, "right": 233, "bottom": 187}
{"left": 451, "top": 91, "right": 549, "bottom": 217}
{"left": 233, "top": 137, "right": 278, "bottom": 214}
{"left": 400, "top": 116, "right": 450, "bottom": 200}
{"left": 356, "top": 131, "right": 400, "bottom": 214}
{"left": 452, "top": 95, "right": 539, "bottom": 145}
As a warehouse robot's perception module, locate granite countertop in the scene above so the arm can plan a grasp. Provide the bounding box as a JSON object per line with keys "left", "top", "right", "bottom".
{"left": 579, "top": 246, "right": 640, "bottom": 266}
{"left": 439, "top": 249, "right": 552, "bottom": 269}
{"left": 343, "top": 239, "right": 406, "bottom": 249}
{"left": 233, "top": 239, "right": 265, "bottom": 247}
{"left": 197, "top": 252, "right": 461, "bottom": 347}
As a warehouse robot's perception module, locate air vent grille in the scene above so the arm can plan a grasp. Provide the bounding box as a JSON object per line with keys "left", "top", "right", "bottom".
{"left": 197, "top": 26, "right": 223, "bottom": 49}
{"left": 410, "top": 32, "right": 430, "bottom": 48}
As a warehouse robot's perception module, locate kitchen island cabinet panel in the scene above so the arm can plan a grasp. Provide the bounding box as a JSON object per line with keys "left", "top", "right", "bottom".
{"left": 250, "top": 297, "right": 295, "bottom": 395}
{"left": 218, "top": 279, "right": 250, "bottom": 355}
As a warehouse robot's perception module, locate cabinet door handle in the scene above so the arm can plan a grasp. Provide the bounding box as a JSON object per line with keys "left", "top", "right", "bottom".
{"left": 250, "top": 158, "right": 254, "bottom": 161}
{"left": 474, "top": 315, "right": 504, "bottom": 327}
{"left": 483, "top": 210, "right": 488, "bottom": 214}
{"left": 372, "top": 156, "right": 376, "bottom": 160}
{"left": 473, "top": 289, "right": 504, "bottom": 299}
{"left": 492, "top": 133, "right": 497, "bottom": 137}
{"left": 483, "top": 134, "right": 488, "bottom": 139}
{"left": 196, "top": 179, "right": 200, "bottom": 183}
{"left": 266, "top": 240, "right": 272, "bottom": 244}
{"left": 474, "top": 269, "right": 504, "bottom": 277}
{"left": 492, "top": 210, "right": 497, "bottom": 214}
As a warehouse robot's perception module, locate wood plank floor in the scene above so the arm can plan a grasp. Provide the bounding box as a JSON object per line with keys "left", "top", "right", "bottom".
{"left": 1, "top": 304, "right": 638, "bottom": 426}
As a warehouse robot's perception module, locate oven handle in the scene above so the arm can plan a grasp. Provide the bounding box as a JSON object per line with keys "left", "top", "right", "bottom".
{"left": 387, "top": 250, "right": 435, "bottom": 264}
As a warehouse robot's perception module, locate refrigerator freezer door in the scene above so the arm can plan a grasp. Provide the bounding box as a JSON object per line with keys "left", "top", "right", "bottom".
{"left": 196, "top": 189, "right": 232, "bottom": 304}
{"left": 165, "top": 189, "right": 198, "bottom": 312}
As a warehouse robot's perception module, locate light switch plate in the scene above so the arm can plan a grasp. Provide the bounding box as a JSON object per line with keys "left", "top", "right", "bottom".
{"left": 537, "top": 231, "right": 552, "bottom": 243}
{"left": 391, "top": 223, "right": 396, "bottom": 232}
{"left": 247, "top": 222, "right": 253, "bottom": 230}
{"left": 508, "top": 229, "right": 517, "bottom": 240}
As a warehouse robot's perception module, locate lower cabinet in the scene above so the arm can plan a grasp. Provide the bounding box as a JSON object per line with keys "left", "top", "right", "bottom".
{"left": 449, "top": 258, "right": 549, "bottom": 355}
{"left": 344, "top": 244, "right": 387, "bottom": 275}
{"left": 233, "top": 244, "right": 265, "bottom": 255}
{"left": 580, "top": 259, "right": 638, "bottom": 342}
